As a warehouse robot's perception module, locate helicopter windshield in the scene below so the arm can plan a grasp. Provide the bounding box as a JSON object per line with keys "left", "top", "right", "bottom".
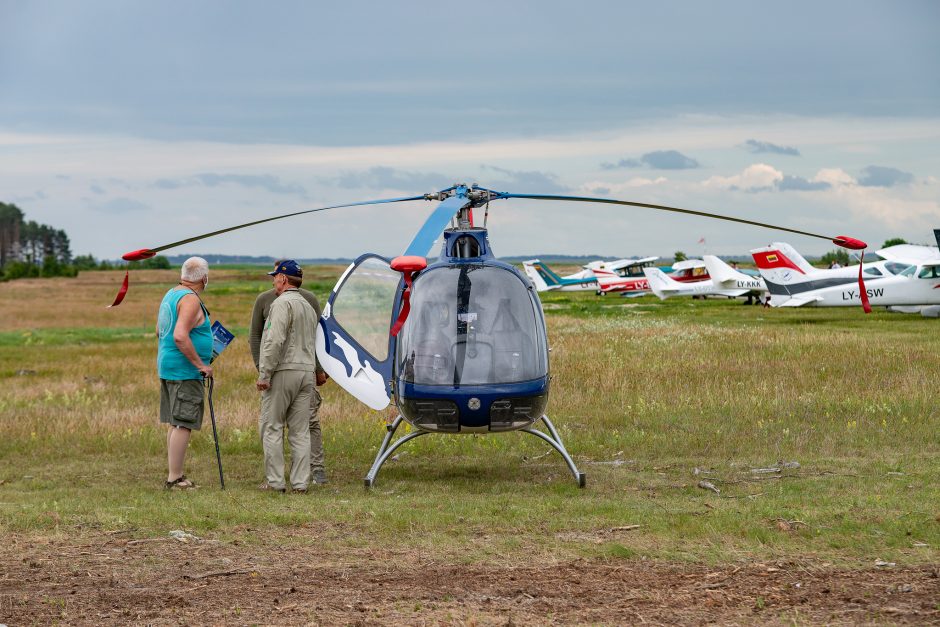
{"left": 398, "top": 265, "right": 548, "bottom": 386}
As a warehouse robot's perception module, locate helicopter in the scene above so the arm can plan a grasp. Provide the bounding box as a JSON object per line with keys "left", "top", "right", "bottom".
{"left": 119, "top": 183, "right": 869, "bottom": 488}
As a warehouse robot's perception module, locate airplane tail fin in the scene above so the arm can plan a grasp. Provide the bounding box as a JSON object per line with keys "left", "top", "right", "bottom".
{"left": 642, "top": 267, "right": 681, "bottom": 300}
{"left": 522, "top": 260, "right": 552, "bottom": 291}
{"left": 751, "top": 242, "right": 832, "bottom": 304}
{"left": 750, "top": 242, "right": 817, "bottom": 276}
{"left": 703, "top": 255, "right": 745, "bottom": 286}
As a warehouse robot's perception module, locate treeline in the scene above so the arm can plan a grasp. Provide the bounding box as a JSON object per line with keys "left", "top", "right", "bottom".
{"left": 0, "top": 201, "right": 169, "bottom": 281}
{"left": 0, "top": 202, "right": 76, "bottom": 280}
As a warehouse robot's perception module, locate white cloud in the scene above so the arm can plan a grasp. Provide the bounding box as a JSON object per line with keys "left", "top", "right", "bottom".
{"left": 703, "top": 163, "right": 783, "bottom": 191}
{"left": 824, "top": 176, "right": 939, "bottom": 231}
{"left": 813, "top": 168, "right": 855, "bottom": 186}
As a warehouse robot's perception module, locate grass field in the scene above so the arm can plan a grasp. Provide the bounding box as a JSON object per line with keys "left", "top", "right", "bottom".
{"left": 1, "top": 266, "right": 937, "bottom": 624}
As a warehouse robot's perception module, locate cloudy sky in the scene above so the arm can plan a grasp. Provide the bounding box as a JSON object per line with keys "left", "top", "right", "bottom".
{"left": 1, "top": 1, "right": 938, "bottom": 260}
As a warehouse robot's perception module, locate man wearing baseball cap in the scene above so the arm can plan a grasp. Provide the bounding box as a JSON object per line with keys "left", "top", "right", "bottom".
{"left": 256, "top": 260, "right": 318, "bottom": 493}
{"left": 250, "top": 260, "right": 330, "bottom": 485}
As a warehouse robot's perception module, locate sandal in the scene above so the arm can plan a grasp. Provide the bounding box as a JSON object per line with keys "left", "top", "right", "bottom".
{"left": 165, "top": 475, "right": 197, "bottom": 490}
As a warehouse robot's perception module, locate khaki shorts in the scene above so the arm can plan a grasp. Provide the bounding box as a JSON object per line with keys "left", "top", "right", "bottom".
{"left": 160, "top": 379, "right": 205, "bottom": 430}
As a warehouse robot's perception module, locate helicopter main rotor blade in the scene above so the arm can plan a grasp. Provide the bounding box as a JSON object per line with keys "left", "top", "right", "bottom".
{"left": 121, "top": 194, "right": 427, "bottom": 261}
{"left": 499, "top": 193, "right": 866, "bottom": 249}
{"left": 403, "top": 195, "right": 470, "bottom": 257}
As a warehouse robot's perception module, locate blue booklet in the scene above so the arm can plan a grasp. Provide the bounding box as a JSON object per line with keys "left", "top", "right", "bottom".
{"left": 210, "top": 321, "right": 235, "bottom": 363}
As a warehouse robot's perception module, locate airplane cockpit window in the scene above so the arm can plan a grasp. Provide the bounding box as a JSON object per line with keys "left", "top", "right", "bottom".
{"left": 863, "top": 267, "right": 884, "bottom": 276}
{"left": 917, "top": 265, "right": 940, "bottom": 279}
{"left": 620, "top": 266, "right": 642, "bottom": 277}
{"left": 331, "top": 257, "right": 400, "bottom": 361}
{"left": 398, "top": 266, "right": 548, "bottom": 386}
{"left": 884, "top": 262, "right": 912, "bottom": 275}
{"left": 898, "top": 265, "right": 917, "bottom": 278}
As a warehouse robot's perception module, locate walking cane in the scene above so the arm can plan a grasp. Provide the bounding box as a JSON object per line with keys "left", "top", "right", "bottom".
{"left": 205, "top": 375, "right": 225, "bottom": 489}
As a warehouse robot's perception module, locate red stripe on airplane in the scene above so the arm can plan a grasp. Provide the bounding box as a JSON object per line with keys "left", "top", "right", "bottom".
{"left": 752, "top": 250, "right": 805, "bottom": 273}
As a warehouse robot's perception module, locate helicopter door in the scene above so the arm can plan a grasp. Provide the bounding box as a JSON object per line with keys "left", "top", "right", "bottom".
{"left": 316, "top": 254, "right": 402, "bottom": 410}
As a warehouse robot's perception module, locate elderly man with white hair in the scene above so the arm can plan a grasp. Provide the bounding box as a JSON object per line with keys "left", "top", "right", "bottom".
{"left": 156, "top": 256, "right": 213, "bottom": 489}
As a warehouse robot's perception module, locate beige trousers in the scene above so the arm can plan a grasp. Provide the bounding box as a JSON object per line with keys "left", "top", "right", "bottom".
{"left": 310, "top": 387, "right": 325, "bottom": 471}
{"left": 260, "top": 370, "right": 313, "bottom": 490}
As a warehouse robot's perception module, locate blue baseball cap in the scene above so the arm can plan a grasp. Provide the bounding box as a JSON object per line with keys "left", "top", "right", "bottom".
{"left": 268, "top": 259, "right": 303, "bottom": 278}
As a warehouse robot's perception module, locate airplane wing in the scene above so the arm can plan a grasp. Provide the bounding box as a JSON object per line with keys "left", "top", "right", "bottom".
{"left": 875, "top": 244, "right": 940, "bottom": 262}
{"left": 777, "top": 294, "right": 824, "bottom": 307}
{"left": 606, "top": 256, "right": 658, "bottom": 271}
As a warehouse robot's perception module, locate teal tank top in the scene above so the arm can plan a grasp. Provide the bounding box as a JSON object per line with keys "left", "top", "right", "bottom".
{"left": 157, "top": 287, "right": 212, "bottom": 380}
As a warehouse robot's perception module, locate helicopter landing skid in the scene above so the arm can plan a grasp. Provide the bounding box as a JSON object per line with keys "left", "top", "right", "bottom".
{"left": 363, "top": 415, "right": 586, "bottom": 488}
{"left": 363, "top": 415, "right": 429, "bottom": 488}
{"left": 522, "top": 415, "right": 586, "bottom": 488}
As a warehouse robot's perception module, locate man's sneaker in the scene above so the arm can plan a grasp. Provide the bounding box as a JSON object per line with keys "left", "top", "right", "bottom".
{"left": 258, "top": 483, "right": 286, "bottom": 493}
{"left": 311, "top": 469, "right": 329, "bottom": 485}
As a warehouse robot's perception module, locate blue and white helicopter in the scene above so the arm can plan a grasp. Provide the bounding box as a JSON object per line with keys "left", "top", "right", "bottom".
{"left": 120, "top": 183, "right": 868, "bottom": 487}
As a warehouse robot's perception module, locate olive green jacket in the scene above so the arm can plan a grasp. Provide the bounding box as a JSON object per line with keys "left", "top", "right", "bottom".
{"left": 251, "top": 287, "right": 324, "bottom": 375}
{"left": 258, "top": 289, "right": 318, "bottom": 381}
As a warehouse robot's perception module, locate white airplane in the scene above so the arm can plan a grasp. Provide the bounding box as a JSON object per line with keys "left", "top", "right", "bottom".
{"left": 643, "top": 259, "right": 751, "bottom": 300}
{"left": 751, "top": 241, "right": 940, "bottom": 313}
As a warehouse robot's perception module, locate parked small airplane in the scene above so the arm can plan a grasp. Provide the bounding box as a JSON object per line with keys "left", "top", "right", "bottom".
{"left": 522, "top": 257, "right": 663, "bottom": 295}
{"left": 589, "top": 256, "right": 661, "bottom": 295}
{"left": 751, "top": 240, "right": 940, "bottom": 312}
{"left": 751, "top": 242, "right": 927, "bottom": 307}
{"left": 595, "top": 258, "right": 715, "bottom": 296}
{"left": 643, "top": 262, "right": 751, "bottom": 300}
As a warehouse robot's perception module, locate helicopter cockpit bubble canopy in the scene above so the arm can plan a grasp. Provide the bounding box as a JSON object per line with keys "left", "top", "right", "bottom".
{"left": 397, "top": 264, "right": 548, "bottom": 387}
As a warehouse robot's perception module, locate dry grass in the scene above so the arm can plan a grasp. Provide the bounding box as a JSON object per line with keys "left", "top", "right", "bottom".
{"left": 0, "top": 268, "right": 937, "bottom": 569}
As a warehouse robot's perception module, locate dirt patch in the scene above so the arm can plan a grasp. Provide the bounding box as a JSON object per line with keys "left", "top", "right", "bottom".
{"left": 2, "top": 533, "right": 938, "bottom": 625}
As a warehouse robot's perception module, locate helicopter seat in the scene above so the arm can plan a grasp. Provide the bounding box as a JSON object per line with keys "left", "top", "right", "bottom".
{"left": 450, "top": 338, "right": 494, "bottom": 384}
{"left": 492, "top": 330, "right": 533, "bottom": 381}
{"left": 411, "top": 338, "right": 453, "bottom": 384}
{"left": 490, "top": 297, "right": 535, "bottom": 382}
{"left": 407, "top": 300, "right": 454, "bottom": 384}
